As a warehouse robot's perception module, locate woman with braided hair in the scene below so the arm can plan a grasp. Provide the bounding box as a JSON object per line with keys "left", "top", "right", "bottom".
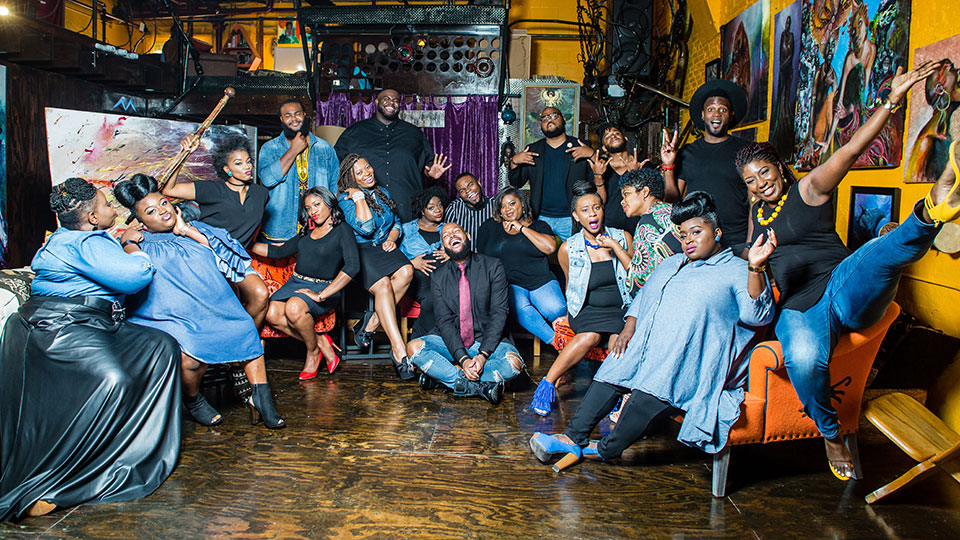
{"left": 337, "top": 153, "right": 415, "bottom": 380}
{"left": 0, "top": 178, "right": 181, "bottom": 520}
{"left": 735, "top": 60, "right": 960, "bottom": 481}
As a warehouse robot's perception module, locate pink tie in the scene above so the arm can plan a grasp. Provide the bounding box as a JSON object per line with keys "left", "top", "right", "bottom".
{"left": 458, "top": 263, "right": 475, "bottom": 348}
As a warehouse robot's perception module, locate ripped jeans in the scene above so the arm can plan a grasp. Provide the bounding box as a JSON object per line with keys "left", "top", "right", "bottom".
{"left": 410, "top": 334, "right": 524, "bottom": 389}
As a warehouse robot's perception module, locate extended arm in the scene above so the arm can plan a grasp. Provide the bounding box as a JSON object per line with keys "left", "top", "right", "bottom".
{"left": 75, "top": 234, "right": 155, "bottom": 295}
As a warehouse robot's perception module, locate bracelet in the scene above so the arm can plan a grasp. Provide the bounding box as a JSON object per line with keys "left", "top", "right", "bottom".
{"left": 478, "top": 350, "right": 491, "bottom": 359}
{"left": 748, "top": 263, "right": 767, "bottom": 273}
{"left": 661, "top": 164, "right": 676, "bottom": 171}
{"left": 351, "top": 191, "right": 366, "bottom": 202}
{"left": 882, "top": 99, "right": 902, "bottom": 113}
{"left": 122, "top": 239, "right": 140, "bottom": 248}
{"left": 457, "top": 355, "right": 470, "bottom": 366}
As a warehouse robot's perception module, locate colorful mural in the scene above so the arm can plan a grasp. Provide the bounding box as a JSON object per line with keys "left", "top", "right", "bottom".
{"left": 720, "top": 0, "right": 770, "bottom": 125}
{"left": 770, "top": 0, "right": 803, "bottom": 161}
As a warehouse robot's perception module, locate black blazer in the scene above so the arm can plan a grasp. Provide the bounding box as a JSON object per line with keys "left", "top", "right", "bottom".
{"left": 430, "top": 253, "right": 512, "bottom": 361}
{"left": 507, "top": 135, "right": 592, "bottom": 217}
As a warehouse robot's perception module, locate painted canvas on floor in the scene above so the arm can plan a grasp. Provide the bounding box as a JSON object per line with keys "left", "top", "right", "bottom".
{"left": 903, "top": 33, "right": 960, "bottom": 183}
{"left": 794, "top": 0, "right": 912, "bottom": 170}
{"left": 0, "top": 64, "right": 6, "bottom": 269}
{"left": 769, "top": 0, "right": 803, "bottom": 161}
{"left": 44, "top": 108, "right": 256, "bottom": 232}
{"left": 720, "top": 0, "right": 770, "bottom": 125}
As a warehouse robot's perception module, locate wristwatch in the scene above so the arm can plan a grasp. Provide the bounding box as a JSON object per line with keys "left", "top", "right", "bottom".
{"left": 122, "top": 239, "right": 140, "bottom": 248}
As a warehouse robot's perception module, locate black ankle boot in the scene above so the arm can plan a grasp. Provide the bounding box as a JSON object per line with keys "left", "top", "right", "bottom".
{"left": 419, "top": 372, "right": 441, "bottom": 391}
{"left": 453, "top": 373, "right": 504, "bottom": 405}
{"left": 249, "top": 383, "right": 285, "bottom": 429}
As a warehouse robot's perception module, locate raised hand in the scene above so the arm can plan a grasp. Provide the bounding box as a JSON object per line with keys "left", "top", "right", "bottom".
{"left": 889, "top": 60, "right": 943, "bottom": 105}
{"left": 290, "top": 132, "right": 309, "bottom": 155}
{"left": 628, "top": 148, "right": 651, "bottom": 171}
{"left": 588, "top": 150, "right": 610, "bottom": 177}
{"left": 120, "top": 223, "right": 144, "bottom": 245}
{"left": 748, "top": 229, "right": 778, "bottom": 268}
{"left": 510, "top": 146, "right": 539, "bottom": 168}
{"left": 172, "top": 207, "right": 189, "bottom": 236}
{"left": 660, "top": 129, "right": 679, "bottom": 167}
{"left": 596, "top": 234, "right": 619, "bottom": 251}
{"left": 566, "top": 139, "right": 594, "bottom": 161}
{"left": 424, "top": 153, "right": 452, "bottom": 179}
{"left": 503, "top": 220, "right": 523, "bottom": 234}
{"left": 179, "top": 135, "right": 201, "bottom": 154}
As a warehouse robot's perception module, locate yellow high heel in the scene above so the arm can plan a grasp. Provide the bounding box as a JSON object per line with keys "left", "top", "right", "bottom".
{"left": 925, "top": 140, "right": 960, "bottom": 224}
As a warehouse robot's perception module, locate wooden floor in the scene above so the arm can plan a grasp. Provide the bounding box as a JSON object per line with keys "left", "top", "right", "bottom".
{"left": 3, "top": 342, "right": 960, "bottom": 539}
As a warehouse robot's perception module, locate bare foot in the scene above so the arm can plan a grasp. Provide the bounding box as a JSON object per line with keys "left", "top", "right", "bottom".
{"left": 924, "top": 142, "right": 960, "bottom": 223}
{"left": 26, "top": 500, "right": 56, "bottom": 517}
{"left": 824, "top": 437, "right": 854, "bottom": 480}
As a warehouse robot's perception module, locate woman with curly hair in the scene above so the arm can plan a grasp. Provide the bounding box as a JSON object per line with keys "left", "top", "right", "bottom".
{"left": 337, "top": 153, "right": 415, "bottom": 379}
{"left": 1, "top": 178, "right": 181, "bottom": 520}
{"left": 399, "top": 186, "right": 449, "bottom": 338}
{"left": 116, "top": 174, "right": 285, "bottom": 429}
{"left": 161, "top": 134, "right": 270, "bottom": 329}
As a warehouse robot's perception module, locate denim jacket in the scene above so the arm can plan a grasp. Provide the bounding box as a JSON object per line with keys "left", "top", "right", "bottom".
{"left": 565, "top": 227, "right": 631, "bottom": 318}
{"left": 257, "top": 132, "right": 340, "bottom": 242}
{"left": 399, "top": 220, "right": 446, "bottom": 259}
{"left": 339, "top": 187, "right": 403, "bottom": 245}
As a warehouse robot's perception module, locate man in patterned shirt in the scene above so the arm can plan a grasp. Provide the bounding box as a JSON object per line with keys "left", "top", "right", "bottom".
{"left": 443, "top": 172, "right": 492, "bottom": 251}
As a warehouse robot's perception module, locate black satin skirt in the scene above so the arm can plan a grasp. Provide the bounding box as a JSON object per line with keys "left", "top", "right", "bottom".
{"left": 0, "top": 296, "right": 182, "bottom": 521}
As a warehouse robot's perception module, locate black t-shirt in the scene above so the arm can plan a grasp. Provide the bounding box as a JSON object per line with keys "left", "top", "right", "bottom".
{"left": 751, "top": 183, "right": 850, "bottom": 311}
{"left": 266, "top": 222, "right": 360, "bottom": 280}
{"left": 604, "top": 169, "right": 640, "bottom": 233}
{"left": 675, "top": 136, "right": 750, "bottom": 248}
{"left": 195, "top": 180, "right": 269, "bottom": 248}
{"left": 476, "top": 218, "right": 556, "bottom": 290}
{"left": 540, "top": 144, "right": 570, "bottom": 217}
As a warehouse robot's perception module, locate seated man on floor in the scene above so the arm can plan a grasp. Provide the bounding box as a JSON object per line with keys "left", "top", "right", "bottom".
{"left": 407, "top": 222, "right": 524, "bottom": 404}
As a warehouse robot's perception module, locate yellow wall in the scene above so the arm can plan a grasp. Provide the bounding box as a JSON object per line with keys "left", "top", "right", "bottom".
{"left": 509, "top": 0, "right": 584, "bottom": 82}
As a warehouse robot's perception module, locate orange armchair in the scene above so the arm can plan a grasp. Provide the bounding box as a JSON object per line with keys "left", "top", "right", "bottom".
{"left": 712, "top": 302, "right": 901, "bottom": 496}
{"left": 250, "top": 254, "right": 335, "bottom": 339}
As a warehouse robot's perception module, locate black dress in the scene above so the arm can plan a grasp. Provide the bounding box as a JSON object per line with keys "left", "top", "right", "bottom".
{"left": 569, "top": 260, "right": 627, "bottom": 334}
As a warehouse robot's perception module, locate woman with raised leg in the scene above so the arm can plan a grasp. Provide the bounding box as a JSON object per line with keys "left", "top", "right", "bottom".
{"left": 115, "top": 174, "right": 285, "bottom": 428}
{"left": 530, "top": 181, "right": 634, "bottom": 416}
{"left": 337, "top": 154, "right": 416, "bottom": 379}
{"left": 250, "top": 187, "right": 358, "bottom": 379}
{"left": 735, "top": 60, "right": 955, "bottom": 480}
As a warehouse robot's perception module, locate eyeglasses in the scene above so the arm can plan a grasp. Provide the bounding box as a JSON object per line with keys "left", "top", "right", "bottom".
{"left": 539, "top": 112, "right": 561, "bottom": 121}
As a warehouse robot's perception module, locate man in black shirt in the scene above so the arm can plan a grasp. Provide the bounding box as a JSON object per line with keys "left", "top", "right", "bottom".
{"left": 406, "top": 223, "right": 524, "bottom": 404}
{"left": 443, "top": 172, "right": 493, "bottom": 251}
{"left": 662, "top": 80, "right": 750, "bottom": 249}
{"left": 334, "top": 88, "right": 451, "bottom": 222}
{"left": 508, "top": 106, "right": 593, "bottom": 240}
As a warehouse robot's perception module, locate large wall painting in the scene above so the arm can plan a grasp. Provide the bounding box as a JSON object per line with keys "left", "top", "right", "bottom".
{"left": 720, "top": 0, "right": 770, "bottom": 126}
{"left": 770, "top": 0, "right": 803, "bottom": 161}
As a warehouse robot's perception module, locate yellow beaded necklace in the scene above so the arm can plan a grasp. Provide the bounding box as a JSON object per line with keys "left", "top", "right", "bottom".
{"left": 296, "top": 146, "right": 310, "bottom": 191}
{"left": 757, "top": 192, "right": 788, "bottom": 226}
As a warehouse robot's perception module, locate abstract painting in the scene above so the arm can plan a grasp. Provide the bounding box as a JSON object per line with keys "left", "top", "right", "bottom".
{"left": 903, "top": 33, "right": 960, "bottom": 183}
{"left": 794, "top": 0, "right": 912, "bottom": 170}
{"left": 720, "top": 0, "right": 769, "bottom": 125}
{"left": 769, "top": 0, "right": 803, "bottom": 161}
{"left": 520, "top": 82, "right": 580, "bottom": 148}
{"left": 45, "top": 108, "right": 256, "bottom": 233}
{"left": 0, "top": 64, "right": 6, "bottom": 268}
{"left": 847, "top": 186, "right": 899, "bottom": 250}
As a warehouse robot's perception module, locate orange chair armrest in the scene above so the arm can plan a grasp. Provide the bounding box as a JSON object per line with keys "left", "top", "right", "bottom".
{"left": 747, "top": 341, "right": 783, "bottom": 394}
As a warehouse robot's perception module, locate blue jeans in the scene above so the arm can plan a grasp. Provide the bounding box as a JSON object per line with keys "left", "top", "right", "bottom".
{"left": 776, "top": 202, "right": 939, "bottom": 439}
{"left": 509, "top": 281, "right": 566, "bottom": 344}
{"left": 539, "top": 215, "right": 572, "bottom": 241}
{"left": 410, "top": 334, "right": 524, "bottom": 389}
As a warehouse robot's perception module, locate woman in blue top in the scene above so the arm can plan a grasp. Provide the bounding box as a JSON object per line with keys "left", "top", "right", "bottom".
{"left": 400, "top": 186, "right": 450, "bottom": 339}
{"left": 529, "top": 192, "right": 777, "bottom": 471}
{"left": 0, "top": 178, "right": 181, "bottom": 520}
{"left": 115, "top": 174, "right": 285, "bottom": 429}
{"left": 337, "top": 153, "right": 415, "bottom": 379}
{"left": 530, "top": 182, "right": 634, "bottom": 416}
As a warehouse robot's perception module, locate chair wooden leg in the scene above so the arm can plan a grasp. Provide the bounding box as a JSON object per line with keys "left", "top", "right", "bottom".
{"left": 712, "top": 446, "right": 731, "bottom": 497}
{"left": 533, "top": 337, "right": 541, "bottom": 360}
{"left": 866, "top": 460, "right": 939, "bottom": 504}
{"left": 845, "top": 433, "right": 863, "bottom": 480}
{"left": 400, "top": 317, "right": 409, "bottom": 345}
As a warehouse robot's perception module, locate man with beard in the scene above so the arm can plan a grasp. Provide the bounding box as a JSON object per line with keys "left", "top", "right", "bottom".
{"left": 258, "top": 99, "right": 340, "bottom": 242}
{"left": 406, "top": 222, "right": 524, "bottom": 404}
{"left": 587, "top": 123, "right": 647, "bottom": 233}
{"left": 508, "top": 106, "right": 594, "bottom": 241}
{"left": 662, "top": 80, "right": 750, "bottom": 249}
{"left": 334, "top": 88, "right": 451, "bottom": 222}
{"left": 444, "top": 172, "right": 493, "bottom": 251}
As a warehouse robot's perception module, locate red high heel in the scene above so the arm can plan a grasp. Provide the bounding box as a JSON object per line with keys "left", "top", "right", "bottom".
{"left": 321, "top": 334, "right": 341, "bottom": 374}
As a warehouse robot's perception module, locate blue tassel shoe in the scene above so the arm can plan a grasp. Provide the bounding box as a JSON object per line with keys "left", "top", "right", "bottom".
{"left": 529, "top": 432, "right": 582, "bottom": 472}
{"left": 530, "top": 379, "right": 556, "bottom": 416}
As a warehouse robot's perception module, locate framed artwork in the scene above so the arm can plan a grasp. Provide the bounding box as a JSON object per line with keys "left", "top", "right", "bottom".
{"left": 903, "top": 33, "right": 960, "bottom": 183}
{"left": 847, "top": 186, "right": 900, "bottom": 250}
{"left": 277, "top": 18, "right": 302, "bottom": 47}
{"left": 520, "top": 82, "right": 579, "bottom": 148}
{"left": 769, "top": 0, "right": 802, "bottom": 162}
{"left": 705, "top": 58, "right": 721, "bottom": 82}
{"left": 794, "top": 0, "right": 912, "bottom": 170}
{"left": 720, "top": 0, "right": 770, "bottom": 125}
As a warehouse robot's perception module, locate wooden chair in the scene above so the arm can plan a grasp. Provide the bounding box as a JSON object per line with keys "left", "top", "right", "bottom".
{"left": 398, "top": 295, "right": 420, "bottom": 344}
{"left": 711, "top": 302, "right": 901, "bottom": 497}
{"left": 863, "top": 392, "right": 960, "bottom": 503}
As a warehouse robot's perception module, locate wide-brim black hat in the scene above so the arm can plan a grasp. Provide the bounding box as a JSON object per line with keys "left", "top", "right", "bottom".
{"left": 689, "top": 79, "right": 748, "bottom": 130}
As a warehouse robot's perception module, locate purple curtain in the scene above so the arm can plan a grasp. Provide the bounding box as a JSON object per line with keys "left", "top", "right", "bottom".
{"left": 315, "top": 93, "right": 500, "bottom": 199}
